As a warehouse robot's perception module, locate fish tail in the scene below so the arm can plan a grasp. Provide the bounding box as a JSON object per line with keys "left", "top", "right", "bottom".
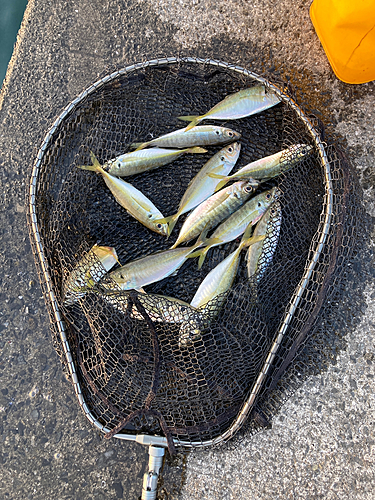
{"left": 187, "top": 146, "right": 207, "bottom": 154}
{"left": 154, "top": 213, "right": 179, "bottom": 237}
{"left": 185, "top": 246, "right": 210, "bottom": 268}
{"left": 77, "top": 152, "right": 102, "bottom": 172}
{"left": 213, "top": 176, "right": 231, "bottom": 192}
{"left": 177, "top": 115, "right": 203, "bottom": 131}
{"left": 242, "top": 234, "right": 265, "bottom": 250}
{"left": 197, "top": 247, "right": 211, "bottom": 269}
{"left": 77, "top": 164, "right": 97, "bottom": 172}
{"left": 130, "top": 141, "right": 149, "bottom": 151}
{"left": 191, "top": 227, "right": 222, "bottom": 262}
{"left": 167, "top": 215, "right": 179, "bottom": 237}
{"left": 239, "top": 222, "right": 255, "bottom": 249}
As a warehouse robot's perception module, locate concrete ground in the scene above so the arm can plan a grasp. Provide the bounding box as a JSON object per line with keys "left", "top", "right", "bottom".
{"left": 0, "top": 0, "right": 374, "bottom": 499}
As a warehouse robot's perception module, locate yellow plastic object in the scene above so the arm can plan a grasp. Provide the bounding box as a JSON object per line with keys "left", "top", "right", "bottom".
{"left": 310, "top": 0, "right": 375, "bottom": 84}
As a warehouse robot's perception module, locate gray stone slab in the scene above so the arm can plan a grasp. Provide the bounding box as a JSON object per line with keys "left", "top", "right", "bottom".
{"left": 0, "top": 0, "right": 374, "bottom": 499}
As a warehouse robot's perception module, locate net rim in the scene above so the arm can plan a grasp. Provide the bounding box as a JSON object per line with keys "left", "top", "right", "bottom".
{"left": 28, "top": 56, "right": 332, "bottom": 449}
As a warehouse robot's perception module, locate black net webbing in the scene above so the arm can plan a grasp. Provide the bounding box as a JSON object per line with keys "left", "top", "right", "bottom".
{"left": 27, "top": 59, "right": 363, "bottom": 451}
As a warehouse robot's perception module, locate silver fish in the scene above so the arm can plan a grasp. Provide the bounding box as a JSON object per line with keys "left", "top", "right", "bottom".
{"left": 211, "top": 144, "right": 314, "bottom": 192}
{"left": 108, "top": 228, "right": 218, "bottom": 291}
{"left": 178, "top": 85, "right": 281, "bottom": 130}
{"left": 63, "top": 244, "right": 119, "bottom": 306}
{"left": 78, "top": 146, "right": 206, "bottom": 177}
{"left": 157, "top": 142, "right": 242, "bottom": 236}
{"left": 189, "top": 188, "right": 278, "bottom": 269}
{"left": 97, "top": 284, "right": 201, "bottom": 324}
{"left": 79, "top": 153, "right": 168, "bottom": 235}
{"left": 190, "top": 225, "right": 261, "bottom": 310}
{"left": 247, "top": 201, "right": 282, "bottom": 281}
{"left": 170, "top": 180, "right": 255, "bottom": 249}
{"left": 179, "top": 226, "right": 263, "bottom": 346}
{"left": 131, "top": 125, "right": 241, "bottom": 150}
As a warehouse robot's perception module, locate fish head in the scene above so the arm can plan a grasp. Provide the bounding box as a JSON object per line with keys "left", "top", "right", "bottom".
{"left": 108, "top": 269, "right": 136, "bottom": 290}
{"left": 214, "top": 126, "right": 241, "bottom": 143}
{"left": 236, "top": 179, "right": 259, "bottom": 198}
{"left": 147, "top": 213, "right": 168, "bottom": 236}
{"left": 219, "top": 141, "right": 241, "bottom": 164}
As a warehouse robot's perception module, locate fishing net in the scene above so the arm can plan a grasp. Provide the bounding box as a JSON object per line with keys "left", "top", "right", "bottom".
{"left": 27, "top": 58, "right": 362, "bottom": 454}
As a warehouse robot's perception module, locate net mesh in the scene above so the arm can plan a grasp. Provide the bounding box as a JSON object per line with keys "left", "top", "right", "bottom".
{"left": 27, "top": 59, "right": 363, "bottom": 451}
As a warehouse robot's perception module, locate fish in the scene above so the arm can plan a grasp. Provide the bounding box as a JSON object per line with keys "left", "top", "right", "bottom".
{"left": 188, "top": 187, "right": 278, "bottom": 269}
{"left": 178, "top": 85, "right": 281, "bottom": 130}
{"left": 107, "top": 227, "right": 220, "bottom": 291}
{"left": 247, "top": 201, "right": 282, "bottom": 281}
{"left": 170, "top": 180, "right": 256, "bottom": 249}
{"left": 178, "top": 225, "right": 264, "bottom": 346}
{"left": 63, "top": 244, "right": 119, "bottom": 306}
{"left": 78, "top": 146, "right": 207, "bottom": 177}
{"left": 96, "top": 284, "right": 201, "bottom": 323}
{"left": 189, "top": 224, "right": 263, "bottom": 311}
{"left": 96, "top": 284, "right": 207, "bottom": 347}
{"left": 210, "top": 144, "right": 314, "bottom": 192}
{"left": 79, "top": 152, "right": 168, "bottom": 235}
{"left": 156, "top": 142, "right": 243, "bottom": 236}
{"left": 130, "top": 125, "right": 241, "bottom": 151}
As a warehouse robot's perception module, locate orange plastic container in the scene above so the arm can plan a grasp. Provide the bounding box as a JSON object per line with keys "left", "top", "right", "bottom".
{"left": 310, "top": 0, "right": 375, "bottom": 84}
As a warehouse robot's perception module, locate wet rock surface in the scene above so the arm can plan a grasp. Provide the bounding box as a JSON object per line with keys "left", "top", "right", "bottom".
{"left": 0, "top": 0, "right": 374, "bottom": 498}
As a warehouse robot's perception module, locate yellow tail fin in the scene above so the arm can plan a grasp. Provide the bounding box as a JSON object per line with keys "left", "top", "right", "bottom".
{"left": 177, "top": 115, "right": 203, "bottom": 131}
{"left": 77, "top": 152, "right": 101, "bottom": 172}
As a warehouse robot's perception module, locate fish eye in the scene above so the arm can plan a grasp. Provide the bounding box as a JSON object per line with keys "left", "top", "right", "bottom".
{"left": 157, "top": 223, "right": 162, "bottom": 228}
{"left": 266, "top": 193, "right": 271, "bottom": 199}
{"left": 244, "top": 186, "right": 253, "bottom": 193}
{"left": 228, "top": 147, "right": 233, "bottom": 153}
{"left": 228, "top": 131, "right": 234, "bottom": 137}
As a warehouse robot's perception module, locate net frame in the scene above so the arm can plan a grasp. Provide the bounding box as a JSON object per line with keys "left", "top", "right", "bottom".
{"left": 27, "top": 56, "right": 336, "bottom": 451}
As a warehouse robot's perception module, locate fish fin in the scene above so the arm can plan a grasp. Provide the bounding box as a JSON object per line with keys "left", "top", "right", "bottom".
{"left": 243, "top": 234, "right": 265, "bottom": 250}
{"left": 167, "top": 215, "right": 179, "bottom": 237}
{"left": 197, "top": 250, "right": 209, "bottom": 270}
{"left": 187, "top": 146, "right": 207, "bottom": 154}
{"left": 207, "top": 173, "right": 225, "bottom": 179}
{"left": 130, "top": 141, "right": 149, "bottom": 151}
{"left": 177, "top": 115, "right": 203, "bottom": 131}
{"left": 77, "top": 151, "right": 101, "bottom": 172}
{"left": 90, "top": 151, "right": 101, "bottom": 168}
{"left": 77, "top": 164, "right": 97, "bottom": 172}
{"left": 238, "top": 222, "right": 255, "bottom": 248}
{"left": 154, "top": 214, "right": 179, "bottom": 236}
{"left": 137, "top": 287, "right": 147, "bottom": 294}
{"left": 185, "top": 249, "right": 203, "bottom": 260}
{"left": 215, "top": 178, "right": 231, "bottom": 192}
{"left": 195, "top": 225, "right": 222, "bottom": 249}
{"left": 186, "top": 246, "right": 211, "bottom": 269}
